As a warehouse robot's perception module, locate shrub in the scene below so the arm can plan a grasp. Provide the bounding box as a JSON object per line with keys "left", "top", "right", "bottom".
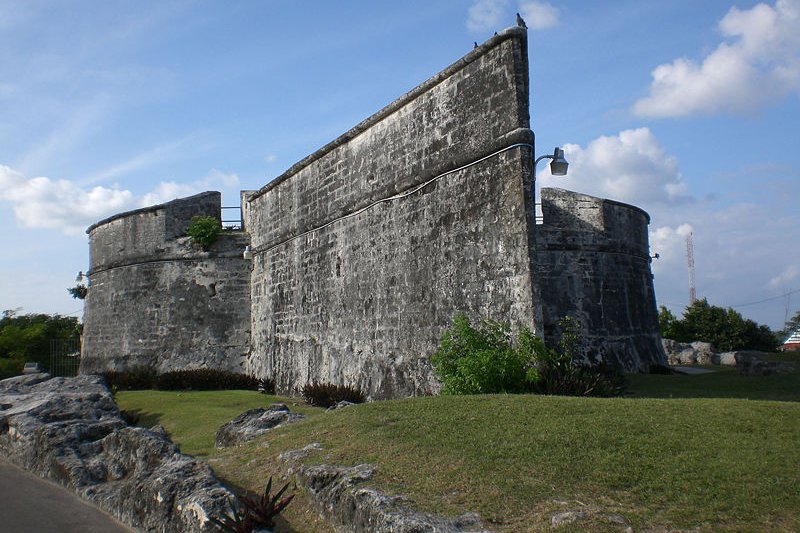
{"left": 257, "top": 378, "right": 276, "bottom": 394}
{"left": 186, "top": 215, "right": 222, "bottom": 249}
{"left": 100, "top": 367, "right": 260, "bottom": 391}
{"left": 100, "top": 366, "right": 158, "bottom": 390}
{"left": 155, "top": 368, "right": 259, "bottom": 391}
{"left": 0, "top": 356, "right": 24, "bottom": 380}
{"left": 302, "top": 382, "right": 365, "bottom": 408}
{"left": 431, "top": 313, "right": 545, "bottom": 395}
{"left": 210, "top": 476, "right": 294, "bottom": 532}
{"left": 431, "top": 314, "right": 625, "bottom": 397}
{"left": 67, "top": 284, "right": 88, "bottom": 300}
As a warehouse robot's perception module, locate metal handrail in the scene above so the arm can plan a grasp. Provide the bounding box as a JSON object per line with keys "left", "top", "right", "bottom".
{"left": 221, "top": 206, "right": 242, "bottom": 229}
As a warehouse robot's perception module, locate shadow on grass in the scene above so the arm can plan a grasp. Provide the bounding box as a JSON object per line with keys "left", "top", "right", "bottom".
{"left": 118, "top": 407, "right": 164, "bottom": 428}
{"left": 627, "top": 364, "right": 800, "bottom": 402}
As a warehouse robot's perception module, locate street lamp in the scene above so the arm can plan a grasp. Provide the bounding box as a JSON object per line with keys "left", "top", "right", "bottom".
{"left": 532, "top": 147, "right": 568, "bottom": 225}
{"left": 533, "top": 147, "right": 568, "bottom": 178}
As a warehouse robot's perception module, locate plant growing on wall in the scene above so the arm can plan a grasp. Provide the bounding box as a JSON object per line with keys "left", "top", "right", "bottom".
{"left": 186, "top": 215, "right": 222, "bottom": 249}
{"left": 67, "top": 284, "right": 88, "bottom": 300}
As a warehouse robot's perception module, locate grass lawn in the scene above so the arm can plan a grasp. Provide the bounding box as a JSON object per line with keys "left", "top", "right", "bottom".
{"left": 116, "top": 363, "right": 800, "bottom": 532}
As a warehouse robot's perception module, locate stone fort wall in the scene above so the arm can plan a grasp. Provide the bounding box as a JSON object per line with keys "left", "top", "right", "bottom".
{"left": 243, "top": 28, "right": 539, "bottom": 398}
{"left": 81, "top": 192, "right": 251, "bottom": 375}
{"left": 536, "top": 188, "right": 664, "bottom": 371}
{"left": 80, "top": 27, "right": 666, "bottom": 397}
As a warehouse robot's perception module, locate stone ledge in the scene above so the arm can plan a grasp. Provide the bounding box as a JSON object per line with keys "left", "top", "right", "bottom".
{"left": 278, "top": 441, "right": 491, "bottom": 533}
{"left": 0, "top": 373, "right": 235, "bottom": 532}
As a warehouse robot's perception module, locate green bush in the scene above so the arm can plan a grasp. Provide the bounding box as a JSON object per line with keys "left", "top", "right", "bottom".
{"left": 431, "top": 314, "right": 544, "bottom": 395}
{"left": 186, "top": 215, "right": 222, "bottom": 249}
{"left": 302, "top": 382, "right": 365, "bottom": 408}
{"left": 0, "top": 356, "right": 24, "bottom": 380}
{"left": 101, "top": 367, "right": 261, "bottom": 391}
{"left": 67, "top": 284, "right": 88, "bottom": 300}
{"left": 155, "top": 368, "right": 260, "bottom": 391}
{"left": 100, "top": 366, "right": 158, "bottom": 390}
{"left": 431, "top": 314, "right": 625, "bottom": 397}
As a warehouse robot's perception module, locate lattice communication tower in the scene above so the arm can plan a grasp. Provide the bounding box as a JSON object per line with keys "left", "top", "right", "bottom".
{"left": 686, "top": 232, "right": 696, "bottom": 304}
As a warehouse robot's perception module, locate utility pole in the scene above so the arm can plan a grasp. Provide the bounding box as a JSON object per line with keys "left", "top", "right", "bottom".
{"left": 686, "top": 232, "right": 696, "bottom": 305}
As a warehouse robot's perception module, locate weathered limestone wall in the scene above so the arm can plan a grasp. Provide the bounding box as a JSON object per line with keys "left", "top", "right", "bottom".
{"left": 81, "top": 192, "right": 251, "bottom": 375}
{"left": 535, "top": 188, "right": 666, "bottom": 371}
{"left": 244, "top": 28, "right": 539, "bottom": 398}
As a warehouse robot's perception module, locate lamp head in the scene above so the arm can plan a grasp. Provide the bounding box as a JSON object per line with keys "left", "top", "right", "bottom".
{"left": 549, "top": 147, "right": 569, "bottom": 176}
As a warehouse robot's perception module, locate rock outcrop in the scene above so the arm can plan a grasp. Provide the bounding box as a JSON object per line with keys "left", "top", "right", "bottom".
{"left": 662, "top": 339, "right": 795, "bottom": 375}
{"left": 279, "top": 443, "right": 491, "bottom": 533}
{"left": 215, "top": 403, "right": 304, "bottom": 448}
{"left": 662, "top": 339, "right": 716, "bottom": 366}
{"left": 0, "top": 373, "right": 234, "bottom": 532}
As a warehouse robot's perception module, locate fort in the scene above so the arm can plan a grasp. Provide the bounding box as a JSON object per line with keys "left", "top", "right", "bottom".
{"left": 80, "top": 27, "right": 666, "bottom": 399}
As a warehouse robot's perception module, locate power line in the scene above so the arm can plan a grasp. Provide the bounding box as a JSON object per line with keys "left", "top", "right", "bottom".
{"left": 731, "top": 288, "right": 800, "bottom": 309}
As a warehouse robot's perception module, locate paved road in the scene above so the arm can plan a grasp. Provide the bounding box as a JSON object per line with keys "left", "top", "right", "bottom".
{"left": 0, "top": 459, "right": 135, "bottom": 533}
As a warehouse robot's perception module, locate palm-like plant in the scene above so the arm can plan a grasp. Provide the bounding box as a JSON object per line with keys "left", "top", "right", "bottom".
{"left": 210, "top": 477, "right": 295, "bottom": 532}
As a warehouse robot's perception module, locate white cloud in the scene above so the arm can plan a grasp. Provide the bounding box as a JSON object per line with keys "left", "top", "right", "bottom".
{"left": 649, "top": 223, "right": 694, "bottom": 276}
{"left": 538, "top": 127, "right": 690, "bottom": 206}
{"left": 633, "top": 0, "right": 800, "bottom": 117}
{"left": 770, "top": 264, "right": 799, "bottom": 289}
{"left": 0, "top": 165, "right": 134, "bottom": 236}
{"left": 137, "top": 169, "right": 239, "bottom": 206}
{"left": 0, "top": 164, "right": 239, "bottom": 236}
{"left": 467, "top": 0, "right": 558, "bottom": 32}
{"left": 467, "top": 0, "right": 509, "bottom": 32}
{"left": 207, "top": 168, "right": 240, "bottom": 188}
{"left": 518, "top": 1, "right": 559, "bottom": 30}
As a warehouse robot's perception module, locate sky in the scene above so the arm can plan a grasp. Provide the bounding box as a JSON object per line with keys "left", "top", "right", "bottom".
{"left": 1, "top": 0, "right": 798, "bottom": 331}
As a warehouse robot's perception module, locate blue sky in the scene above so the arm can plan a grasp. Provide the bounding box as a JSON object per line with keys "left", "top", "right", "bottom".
{"left": 1, "top": 0, "right": 798, "bottom": 331}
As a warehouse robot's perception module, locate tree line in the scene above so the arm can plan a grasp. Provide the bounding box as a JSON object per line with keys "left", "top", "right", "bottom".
{"left": 0, "top": 310, "right": 82, "bottom": 379}
{"left": 658, "top": 298, "right": 797, "bottom": 352}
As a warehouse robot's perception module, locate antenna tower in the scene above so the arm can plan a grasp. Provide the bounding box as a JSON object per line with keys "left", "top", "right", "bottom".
{"left": 686, "top": 232, "right": 696, "bottom": 304}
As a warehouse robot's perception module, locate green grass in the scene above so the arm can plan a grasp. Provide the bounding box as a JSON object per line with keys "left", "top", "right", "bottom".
{"left": 627, "top": 366, "right": 800, "bottom": 402}
{"left": 115, "top": 390, "right": 319, "bottom": 457}
{"left": 116, "top": 365, "right": 800, "bottom": 532}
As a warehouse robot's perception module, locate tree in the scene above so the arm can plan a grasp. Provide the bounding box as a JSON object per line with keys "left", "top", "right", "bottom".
{"left": 658, "top": 306, "right": 680, "bottom": 339}
{"left": 0, "top": 310, "right": 82, "bottom": 378}
{"left": 659, "top": 299, "right": 779, "bottom": 352}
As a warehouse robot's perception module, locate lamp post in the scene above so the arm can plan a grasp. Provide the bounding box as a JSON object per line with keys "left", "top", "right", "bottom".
{"left": 533, "top": 147, "right": 568, "bottom": 179}
{"left": 532, "top": 147, "right": 568, "bottom": 224}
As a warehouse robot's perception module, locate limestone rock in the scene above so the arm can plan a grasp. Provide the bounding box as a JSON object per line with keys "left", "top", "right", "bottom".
{"left": 662, "top": 339, "right": 715, "bottom": 365}
{"left": 0, "top": 374, "right": 234, "bottom": 532}
{"left": 327, "top": 400, "right": 356, "bottom": 410}
{"left": 215, "top": 404, "right": 304, "bottom": 448}
{"left": 551, "top": 510, "right": 587, "bottom": 527}
{"left": 282, "top": 449, "right": 491, "bottom": 533}
{"left": 717, "top": 351, "right": 737, "bottom": 366}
